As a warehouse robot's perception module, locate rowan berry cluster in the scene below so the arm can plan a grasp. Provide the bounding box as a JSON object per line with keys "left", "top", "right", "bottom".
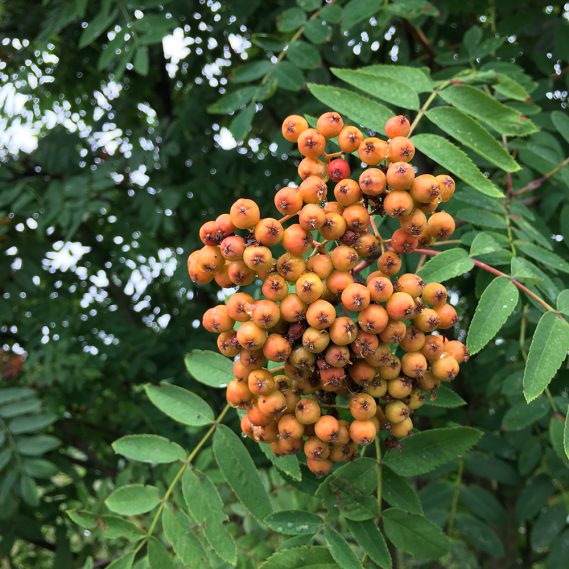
{"left": 188, "top": 110, "right": 468, "bottom": 476}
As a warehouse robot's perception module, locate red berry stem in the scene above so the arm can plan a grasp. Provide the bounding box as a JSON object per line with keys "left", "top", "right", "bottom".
{"left": 414, "top": 248, "right": 566, "bottom": 320}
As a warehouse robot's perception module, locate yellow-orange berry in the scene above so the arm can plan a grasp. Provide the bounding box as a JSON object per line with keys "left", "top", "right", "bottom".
{"left": 358, "top": 137, "right": 388, "bottom": 165}
{"left": 388, "top": 136, "right": 415, "bottom": 163}
{"left": 436, "top": 174, "right": 455, "bottom": 202}
{"left": 229, "top": 198, "right": 261, "bottom": 229}
{"left": 385, "top": 115, "right": 411, "bottom": 138}
{"left": 297, "top": 128, "right": 326, "bottom": 158}
{"left": 317, "top": 111, "right": 344, "bottom": 138}
{"left": 358, "top": 168, "right": 387, "bottom": 196}
{"left": 282, "top": 114, "right": 308, "bottom": 142}
{"left": 338, "top": 125, "right": 364, "bottom": 153}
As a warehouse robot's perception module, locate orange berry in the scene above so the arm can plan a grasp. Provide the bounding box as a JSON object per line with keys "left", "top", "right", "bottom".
{"left": 229, "top": 198, "right": 260, "bottom": 229}
{"left": 359, "top": 168, "right": 387, "bottom": 196}
{"left": 395, "top": 273, "right": 424, "bottom": 298}
{"left": 358, "top": 137, "right": 388, "bottom": 165}
{"left": 338, "top": 125, "right": 364, "bottom": 153}
{"left": 385, "top": 400, "right": 409, "bottom": 424}
{"left": 427, "top": 211, "right": 455, "bottom": 240}
{"left": 317, "top": 111, "right": 344, "bottom": 138}
{"left": 300, "top": 175, "right": 328, "bottom": 204}
{"left": 334, "top": 178, "right": 362, "bottom": 206}
{"left": 295, "top": 272, "right": 325, "bottom": 303}
{"left": 276, "top": 253, "right": 306, "bottom": 282}
{"left": 384, "top": 190, "right": 414, "bottom": 218}
{"left": 306, "top": 299, "right": 337, "bottom": 330}
{"left": 217, "top": 331, "right": 240, "bottom": 357}
{"left": 251, "top": 299, "right": 280, "bottom": 329}
{"left": 202, "top": 305, "right": 234, "bottom": 333}
{"left": 444, "top": 339, "right": 469, "bottom": 363}
{"left": 343, "top": 204, "right": 370, "bottom": 232}
{"left": 331, "top": 245, "right": 359, "bottom": 271}
{"left": 341, "top": 283, "right": 371, "bottom": 312}
{"left": 237, "top": 321, "right": 267, "bottom": 350}
{"left": 263, "top": 333, "right": 292, "bottom": 362}
{"left": 258, "top": 390, "right": 287, "bottom": 417}
{"left": 385, "top": 115, "right": 411, "bottom": 138}
{"left": 243, "top": 245, "right": 273, "bottom": 272}
{"left": 349, "top": 393, "right": 377, "bottom": 420}
{"left": 247, "top": 368, "right": 275, "bottom": 395}
{"left": 226, "top": 379, "right": 253, "bottom": 408}
{"left": 436, "top": 174, "right": 455, "bottom": 202}
{"left": 422, "top": 282, "right": 447, "bottom": 307}
{"left": 226, "top": 292, "right": 253, "bottom": 322}
{"left": 436, "top": 303, "right": 458, "bottom": 329}
{"left": 390, "top": 228, "right": 418, "bottom": 254}
{"left": 254, "top": 218, "right": 284, "bottom": 246}
{"left": 282, "top": 224, "right": 313, "bottom": 256}
{"left": 274, "top": 186, "right": 303, "bottom": 215}
{"left": 399, "top": 325, "right": 426, "bottom": 352}
{"left": 307, "top": 457, "right": 332, "bottom": 476}
{"left": 295, "top": 398, "right": 321, "bottom": 425}
{"left": 413, "top": 308, "right": 440, "bottom": 333}
{"left": 280, "top": 294, "right": 308, "bottom": 322}
{"left": 298, "top": 156, "right": 328, "bottom": 180}
{"left": 391, "top": 417, "right": 413, "bottom": 438}
{"left": 421, "top": 334, "right": 445, "bottom": 361}
{"left": 377, "top": 251, "right": 402, "bottom": 276}
{"left": 306, "top": 253, "right": 334, "bottom": 280}
{"left": 326, "top": 270, "right": 354, "bottom": 296}
{"left": 282, "top": 114, "right": 309, "bottom": 142}
{"left": 329, "top": 316, "right": 358, "bottom": 346}
{"left": 262, "top": 273, "right": 288, "bottom": 302}
{"left": 387, "top": 136, "right": 415, "bottom": 162}
{"left": 302, "top": 327, "right": 330, "bottom": 353}
{"left": 278, "top": 414, "right": 305, "bottom": 440}
{"left": 387, "top": 376, "right": 413, "bottom": 398}
{"left": 379, "top": 320, "right": 407, "bottom": 344}
{"left": 410, "top": 174, "right": 440, "bottom": 204}
{"left": 358, "top": 304, "right": 389, "bottom": 334}
{"left": 297, "top": 128, "right": 326, "bottom": 158}
{"left": 399, "top": 209, "right": 427, "bottom": 236}
{"left": 349, "top": 420, "right": 377, "bottom": 446}
{"left": 320, "top": 213, "right": 347, "bottom": 240}
{"left": 314, "top": 415, "right": 340, "bottom": 443}
{"left": 431, "top": 354, "right": 460, "bottom": 381}
{"left": 352, "top": 330, "right": 380, "bottom": 358}
{"left": 325, "top": 344, "right": 351, "bottom": 368}
{"left": 386, "top": 161, "right": 415, "bottom": 191}
{"left": 401, "top": 351, "right": 428, "bottom": 378}
{"left": 386, "top": 291, "right": 416, "bottom": 320}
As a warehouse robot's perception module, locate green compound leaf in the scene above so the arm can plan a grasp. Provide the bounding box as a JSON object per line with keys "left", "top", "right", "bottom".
{"left": 383, "top": 508, "right": 450, "bottom": 560}
{"left": 259, "top": 545, "right": 337, "bottom": 569}
{"left": 265, "top": 510, "right": 322, "bottom": 535}
{"left": 439, "top": 84, "right": 538, "bottom": 136}
{"left": 112, "top": 434, "right": 186, "bottom": 464}
{"left": 417, "top": 248, "right": 474, "bottom": 283}
{"left": 324, "top": 526, "right": 364, "bottom": 569}
{"left": 426, "top": 106, "right": 520, "bottom": 172}
{"left": 412, "top": 134, "right": 503, "bottom": 198}
{"left": 360, "top": 64, "right": 433, "bottom": 93}
{"left": 144, "top": 383, "right": 213, "bottom": 427}
{"left": 424, "top": 384, "right": 466, "bottom": 408}
{"left": 346, "top": 519, "right": 392, "bottom": 569}
{"left": 383, "top": 427, "right": 483, "bottom": 477}
{"left": 523, "top": 312, "right": 569, "bottom": 403}
{"left": 184, "top": 350, "right": 233, "bottom": 388}
{"left": 502, "top": 399, "right": 550, "bottom": 431}
{"left": 332, "top": 68, "right": 420, "bottom": 110}
{"left": 105, "top": 484, "right": 160, "bottom": 516}
{"left": 382, "top": 466, "right": 423, "bottom": 514}
{"left": 467, "top": 277, "right": 519, "bottom": 355}
{"left": 308, "top": 84, "right": 392, "bottom": 133}
{"left": 213, "top": 424, "right": 273, "bottom": 522}
{"left": 182, "top": 469, "right": 237, "bottom": 565}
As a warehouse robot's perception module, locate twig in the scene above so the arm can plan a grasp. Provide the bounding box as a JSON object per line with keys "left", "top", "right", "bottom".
{"left": 414, "top": 248, "right": 567, "bottom": 322}
{"left": 512, "top": 156, "right": 569, "bottom": 196}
